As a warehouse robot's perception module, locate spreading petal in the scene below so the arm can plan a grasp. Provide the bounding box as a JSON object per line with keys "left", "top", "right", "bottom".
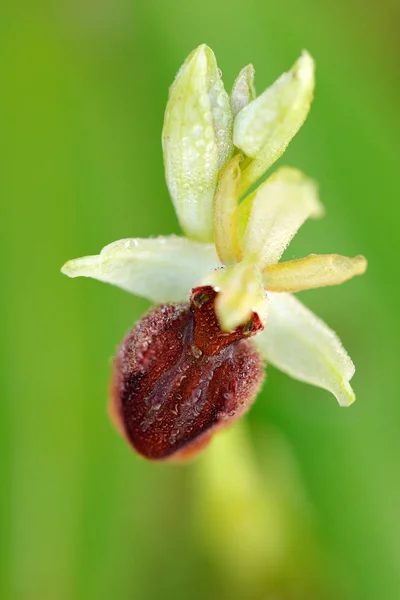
{"left": 230, "top": 64, "right": 256, "bottom": 118}
{"left": 234, "top": 52, "right": 315, "bottom": 195}
{"left": 61, "top": 236, "right": 220, "bottom": 304}
{"left": 264, "top": 254, "right": 368, "bottom": 292}
{"left": 241, "top": 167, "right": 323, "bottom": 267}
{"left": 254, "top": 292, "right": 356, "bottom": 406}
{"left": 214, "top": 154, "right": 243, "bottom": 265}
{"left": 162, "top": 44, "right": 233, "bottom": 242}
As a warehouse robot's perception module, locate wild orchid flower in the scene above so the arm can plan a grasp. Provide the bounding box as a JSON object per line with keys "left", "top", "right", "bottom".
{"left": 62, "top": 45, "right": 367, "bottom": 461}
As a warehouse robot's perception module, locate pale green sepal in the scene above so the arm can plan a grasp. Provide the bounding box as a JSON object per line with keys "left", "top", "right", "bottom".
{"left": 213, "top": 154, "right": 243, "bottom": 265}
{"left": 241, "top": 167, "right": 324, "bottom": 267}
{"left": 234, "top": 51, "right": 315, "bottom": 195}
{"left": 202, "top": 261, "right": 268, "bottom": 332}
{"left": 263, "top": 253, "right": 368, "bottom": 292}
{"left": 254, "top": 292, "right": 356, "bottom": 406}
{"left": 162, "top": 44, "right": 233, "bottom": 242}
{"left": 236, "top": 187, "right": 256, "bottom": 241}
{"left": 61, "top": 236, "right": 220, "bottom": 304}
{"left": 230, "top": 64, "right": 256, "bottom": 117}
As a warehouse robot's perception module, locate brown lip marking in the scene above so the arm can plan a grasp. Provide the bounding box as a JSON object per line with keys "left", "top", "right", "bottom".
{"left": 110, "top": 286, "right": 265, "bottom": 461}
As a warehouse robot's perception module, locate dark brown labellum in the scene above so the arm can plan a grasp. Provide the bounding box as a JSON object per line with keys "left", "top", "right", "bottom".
{"left": 110, "top": 286, "right": 265, "bottom": 461}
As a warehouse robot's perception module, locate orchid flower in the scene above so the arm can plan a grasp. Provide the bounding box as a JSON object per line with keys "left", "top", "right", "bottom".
{"left": 62, "top": 45, "right": 367, "bottom": 461}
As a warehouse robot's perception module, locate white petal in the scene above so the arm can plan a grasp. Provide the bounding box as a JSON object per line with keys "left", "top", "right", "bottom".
{"left": 162, "top": 45, "right": 233, "bottom": 242}
{"left": 61, "top": 236, "right": 220, "bottom": 304}
{"left": 230, "top": 64, "right": 256, "bottom": 117}
{"left": 254, "top": 292, "right": 356, "bottom": 406}
{"left": 264, "top": 254, "right": 368, "bottom": 292}
{"left": 241, "top": 167, "right": 323, "bottom": 267}
{"left": 234, "top": 51, "right": 315, "bottom": 194}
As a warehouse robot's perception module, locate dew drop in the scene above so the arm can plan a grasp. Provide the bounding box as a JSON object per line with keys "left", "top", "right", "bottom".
{"left": 141, "top": 420, "right": 151, "bottom": 433}
{"left": 192, "top": 124, "right": 203, "bottom": 139}
{"left": 204, "top": 125, "right": 214, "bottom": 139}
{"left": 217, "top": 92, "right": 226, "bottom": 107}
{"left": 191, "top": 345, "right": 202, "bottom": 359}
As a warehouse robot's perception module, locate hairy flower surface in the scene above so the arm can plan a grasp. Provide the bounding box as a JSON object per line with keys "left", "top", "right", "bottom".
{"left": 62, "top": 45, "right": 367, "bottom": 460}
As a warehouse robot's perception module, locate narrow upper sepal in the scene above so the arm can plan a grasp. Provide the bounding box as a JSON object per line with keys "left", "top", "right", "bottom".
{"left": 254, "top": 292, "right": 356, "bottom": 406}
{"left": 264, "top": 254, "right": 368, "bottom": 292}
{"left": 241, "top": 167, "right": 323, "bottom": 268}
{"left": 61, "top": 236, "right": 219, "bottom": 304}
{"left": 162, "top": 44, "right": 233, "bottom": 242}
{"left": 234, "top": 51, "right": 315, "bottom": 195}
{"left": 230, "top": 64, "right": 256, "bottom": 117}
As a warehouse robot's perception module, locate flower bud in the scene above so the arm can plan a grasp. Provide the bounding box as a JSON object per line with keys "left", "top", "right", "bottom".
{"left": 230, "top": 64, "right": 256, "bottom": 117}
{"left": 234, "top": 51, "right": 315, "bottom": 194}
{"left": 110, "top": 286, "right": 264, "bottom": 461}
{"left": 162, "top": 45, "right": 233, "bottom": 243}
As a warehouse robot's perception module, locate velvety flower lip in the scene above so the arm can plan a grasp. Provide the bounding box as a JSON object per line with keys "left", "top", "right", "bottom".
{"left": 62, "top": 43, "right": 367, "bottom": 414}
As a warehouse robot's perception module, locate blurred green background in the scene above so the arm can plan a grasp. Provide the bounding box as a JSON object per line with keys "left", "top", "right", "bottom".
{"left": 1, "top": 1, "right": 400, "bottom": 599}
